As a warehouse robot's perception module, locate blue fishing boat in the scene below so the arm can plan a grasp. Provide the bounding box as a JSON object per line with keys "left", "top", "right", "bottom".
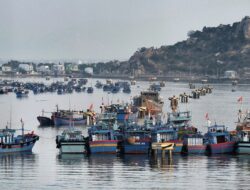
{"left": 204, "top": 124, "right": 235, "bottom": 154}
{"left": 16, "top": 88, "right": 29, "bottom": 98}
{"left": 0, "top": 124, "right": 39, "bottom": 153}
{"left": 87, "top": 87, "right": 94, "bottom": 93}
{"left": 101, "top": 104, "right": 138, "bottom": 124}
{"left": 122, "top": 124, "right": 151, "bottom": 154}
{"left": 51, "top": 105, "right": 93, "bottom": 126}
{"left": 151, "top": 123, "right": 177, "bottom": 153}
{"left": 88, "top": 113, "right": 122, "bottom": 154}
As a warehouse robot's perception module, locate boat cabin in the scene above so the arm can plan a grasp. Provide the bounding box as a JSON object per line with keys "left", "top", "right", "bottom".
{"left": 206, "top": 125, "right": 230, "bottom": 144}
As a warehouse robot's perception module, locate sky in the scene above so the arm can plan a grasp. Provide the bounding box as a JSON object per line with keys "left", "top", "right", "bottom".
{"left": 0, "top": 0, "right": 250, "bottom": 62}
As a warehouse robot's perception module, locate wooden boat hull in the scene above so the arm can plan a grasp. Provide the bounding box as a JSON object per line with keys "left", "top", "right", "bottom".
{"left": 236, "top": 142, "right": 250, "bottom": 154}
{"left": 207, "top": 142, "right": 235, "bottom": 154}
{"left": 89, "top": 140, "right": 118, "bottom": 154}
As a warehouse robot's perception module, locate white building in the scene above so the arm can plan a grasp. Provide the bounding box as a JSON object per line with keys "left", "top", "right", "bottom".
{"left": 37, "top": 65, "right": 51, "bottom": 73}
{"left": 52, "top": 63, "right": 65, "bottom": 75}
{"left": 71, "top": 63, "right": 79, "bottom": 72}
{"left": 19, "top": 64, "right": 33, "bottom": 73}
{"left": 1, "top": 66, "right": 12, "bottom": 72}
{"left": 224, "top": 70, "right": 237, "bottom": 79}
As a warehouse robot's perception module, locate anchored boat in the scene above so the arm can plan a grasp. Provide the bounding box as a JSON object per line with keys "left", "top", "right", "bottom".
{"left": 182, "top": 133, "right": 206, "bottom": 154}
{"left": 56, "top": 129, "right": 86, "bottom": 154}
{"left": 236, "top": 111, "right": 250, "bottom": 154}
{"left": 88, "top": 113, "right": 122, "bottom": 154}
{"left": 0, "top": 123, "right": 39, "bottom": 153}
{"left": 122, "top": 124, "right": 151, "bottom": 154}
{"left": 204, "top": 124, "right": 235, "bottom": 154}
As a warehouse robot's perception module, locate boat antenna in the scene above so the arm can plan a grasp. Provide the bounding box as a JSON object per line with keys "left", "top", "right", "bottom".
{"left": 9, "top": 95, "right": 13, "bottom": 129}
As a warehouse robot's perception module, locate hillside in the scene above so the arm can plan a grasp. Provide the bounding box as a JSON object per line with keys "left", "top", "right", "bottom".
{"left": 126, "top": 16, "right": 250, "bottom": 77}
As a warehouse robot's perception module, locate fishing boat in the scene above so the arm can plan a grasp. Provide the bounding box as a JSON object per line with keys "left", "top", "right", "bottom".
{"left": 235, "top": 111, "right": 250, "bottom": 154}
{"left": 133, "top": 91, "right": 164, "bottom": 116}
{"left": 101, "top": 104, "right": 138, "bottom": 124}
{"left": 37, "top": 110, "right": 54, "bottom": 126}
{"left": 151, "top": 123, "right": 176, "bottom": 154}
{"left": 122, "top": 124, "right": 151, "bottom": 154}
{"left": 16, "top": 88, "right": 29, "bottom": 98}
{"left": 0, "top": 122, "right": 39, "bottom": 153}
{"left": 167, "top": 111, "right": 192, "bottom": 128}
{"left": 204, "top": 124, "right": 235, "bottom": 154}
{"left": 37, "top": 116, "right": 54, "bottom": 126}
{"left": 56, "top": 129, "right": 86, "bottom": 154}
{"left": 52, "top": 106, "right": 91, "bottom": 126}
{"left": 149, "top": 83, "right": 161, "bottom": 91}
{"left": 87, "top": 87, "right": 94, "bottom": 93}
{"left": 88, "top": 113, "right": 122, "bottom": 154}
{"left": 181, "top": 133, "right": 206, "bottom": 154}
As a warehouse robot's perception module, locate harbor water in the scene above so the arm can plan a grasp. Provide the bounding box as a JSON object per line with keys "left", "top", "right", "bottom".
{"left": 0, "top": 77, "right": 250, "bottom": 189}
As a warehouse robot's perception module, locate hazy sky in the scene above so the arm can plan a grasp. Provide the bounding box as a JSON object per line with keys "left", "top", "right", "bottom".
{"left": 0, "top": 0, "right": 250, "bottom": 61}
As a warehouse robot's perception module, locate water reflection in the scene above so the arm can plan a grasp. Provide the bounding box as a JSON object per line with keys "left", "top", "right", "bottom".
{"left": 0, "top": 152, "right": 38, "bottom": 189}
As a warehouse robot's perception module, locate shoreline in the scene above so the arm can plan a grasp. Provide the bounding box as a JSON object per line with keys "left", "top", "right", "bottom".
{"left": 0, "top": 73, "right": 249, "bottom": 84}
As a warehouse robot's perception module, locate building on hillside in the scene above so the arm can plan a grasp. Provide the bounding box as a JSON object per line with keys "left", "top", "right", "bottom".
{"left": 1, "top": 65, "right": 12, "bottom": 73}
{"left": 19, "top": 64, "right": 33, "bottom": 73}
{"left": 37, "top": 65, "right": 51, "bottom": 74}
{"left": 224, "top": 70, "right": 237, "bottom": 79}
{"left": 52, "top": 63, "right": 65, "bottom": 75}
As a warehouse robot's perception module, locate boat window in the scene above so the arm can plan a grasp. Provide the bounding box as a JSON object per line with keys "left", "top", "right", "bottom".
{"left": 217, "top": 135, "right": 226, "bottom": 143}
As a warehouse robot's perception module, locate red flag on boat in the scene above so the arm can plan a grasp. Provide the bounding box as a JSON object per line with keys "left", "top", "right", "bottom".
{"left": 205, "top": 113, "right": 209, "bottom": 120}
{"left": 237, "top": 96, "right": 243, "bottom": 103}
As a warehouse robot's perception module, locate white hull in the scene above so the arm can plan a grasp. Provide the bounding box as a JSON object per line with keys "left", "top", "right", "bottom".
{"left": 60, "top": 142, "right": 86, "bottom": 154}
{"left": 237, "top": 142, "right": 250, "bottom": 154}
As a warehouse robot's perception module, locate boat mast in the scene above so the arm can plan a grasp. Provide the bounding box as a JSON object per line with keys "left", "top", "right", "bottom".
{"left": 21, "top": 119, "right": 24, "bottom": 137}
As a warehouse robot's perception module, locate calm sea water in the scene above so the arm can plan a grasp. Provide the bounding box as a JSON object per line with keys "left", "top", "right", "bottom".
{"left": 0, "top": 77, "right": 250, "bottom": 190}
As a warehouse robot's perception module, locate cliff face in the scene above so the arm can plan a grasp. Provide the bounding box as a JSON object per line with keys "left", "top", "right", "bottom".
{"left": 127, "top": 16, "right": 250, "bottom": 76}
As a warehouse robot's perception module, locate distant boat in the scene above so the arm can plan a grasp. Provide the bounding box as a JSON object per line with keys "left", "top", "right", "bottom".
{"left": 56, "top": 129, "right": 86, "bottom": 154}
{"left": 130, "top": 80, "right": 136, "bottom": 85}
{"left": 0, "top": 123, "right": 39, "bottom": 153}
{"left": 149, "top": 83, "right": 161, "bottom": 91}
{"left": 189, "top": 83, "right": 195, "bottom": 89}
{"left": 95, "top": 81, "right": 103, "bottom": 89}
{"left": 16, "top": 88, "right": 29, "bottom": 98}
{"left": 87, "top": 87, "right": 94, "bottom": 93}
{"left": 122, "top": 85, "right": 131, "bottom": 93}
{"left": 159, "top": 81, "right": 166, "bottom": 87}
